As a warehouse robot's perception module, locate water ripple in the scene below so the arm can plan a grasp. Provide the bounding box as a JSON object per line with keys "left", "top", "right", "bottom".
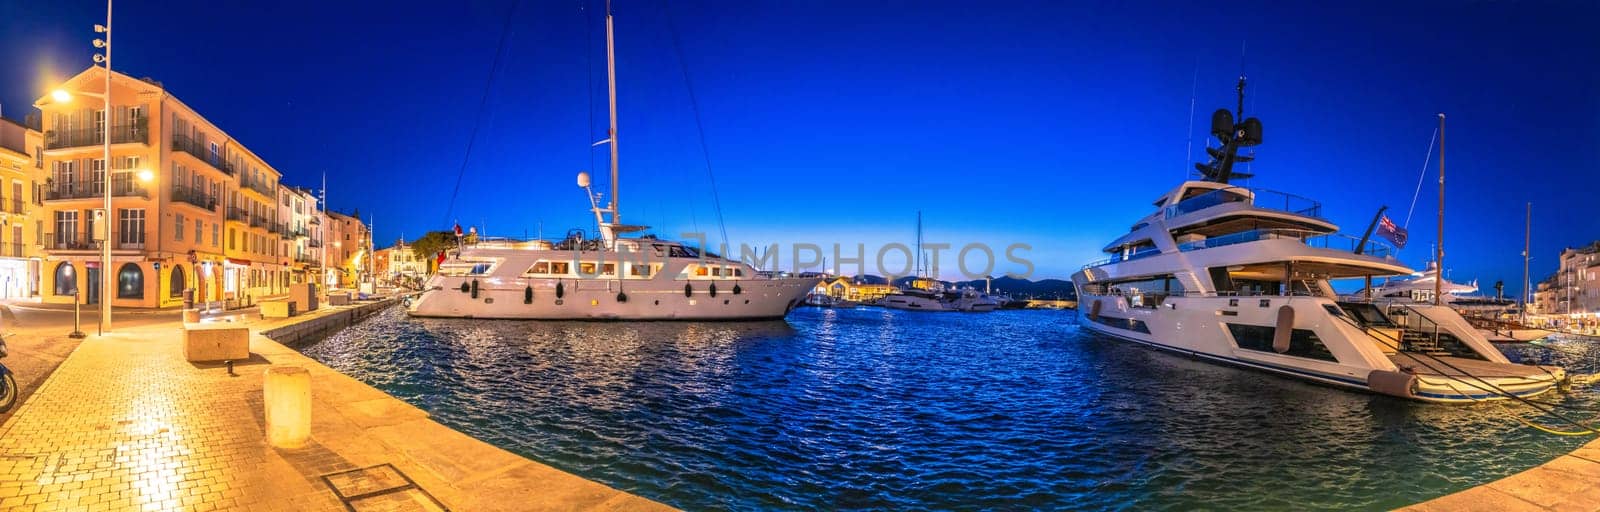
{"left": 298, "top": 306, "right": 1600, "bottom": 511}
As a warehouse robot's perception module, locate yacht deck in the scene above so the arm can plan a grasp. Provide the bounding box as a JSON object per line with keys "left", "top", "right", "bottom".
{"left": 1386, "top": 354, "right": 1553, "bottom": 379}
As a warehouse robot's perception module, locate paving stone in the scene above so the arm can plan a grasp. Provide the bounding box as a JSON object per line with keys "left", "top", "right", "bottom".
{"left": 0, "top": 301, "right": 673, "bottom": 511}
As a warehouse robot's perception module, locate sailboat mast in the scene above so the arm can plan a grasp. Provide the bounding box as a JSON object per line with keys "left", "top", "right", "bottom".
{"left": 915, "top": 211, "right": 923, "bottom": 277}
{"left": 1435, "top": 113, "right": 1445, "bottom": 306}
{"left": 1523, "top": 202, "right": 1531, "bottom": 321}
{"left": 605, "top": 0, "right": 620, "bottom": 224}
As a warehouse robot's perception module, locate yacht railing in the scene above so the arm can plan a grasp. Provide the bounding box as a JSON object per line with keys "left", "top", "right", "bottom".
{"left": 1163, "top": 186, "right": 1323, "bottom": 219}
{"left": 1175, "top": 228, "right": 1396, "bottom": 258}
{"left": 1079, "top": 245, "right": 1164, "bottom": 269}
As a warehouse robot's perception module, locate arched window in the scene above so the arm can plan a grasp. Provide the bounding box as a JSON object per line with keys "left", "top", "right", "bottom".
{"left": 54, "top": 262, "right": 77, "bottom": 296}
{"left": 170, "top": 265, "right": 186, "bottom": 298}
{"left": 117, "top": 263, "right": 144, "bottom": 299}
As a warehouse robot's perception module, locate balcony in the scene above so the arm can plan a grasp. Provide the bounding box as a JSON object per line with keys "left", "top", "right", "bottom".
{"left": 295, "top": 255, "right": 319, "bottom": 266}
{"left": 45, "top": 123, "right": 148, "bottom": 150}
{"left": 239, "top": 175, "right": 275, "bottom": 197}
{"left": 1, "top": 198, "right": 21, "bottom": 215}
{"left": 171, "top": 185, "right": 218, "bottom": 211}
{"left": 44, "top": 234, "right": 92, "bottom": 251}
{"left": 249, "top": 216, "right": 266, "bottom": 229}
{"left": 291, "top": 227, "right": 309, "bottom": 238}
{"left": 7, "top": 243, "right": 20, "bottom": 258}
{"left": 226, "top": 207, "right": 249, "bottom": 223}
{"left": 308, "top": 239, "right": 323, "bottom": 248}
{"left": 309, "top": 216, "right": 321, "bottom": 225}
{"left": 47, "top": 180, "right": 149, "bottom": 201}
{"left": 43, "top": 234, "right": 147, "bottom": 252}
{"left": 171, "top": 133, "right": 234, "bottom": 174}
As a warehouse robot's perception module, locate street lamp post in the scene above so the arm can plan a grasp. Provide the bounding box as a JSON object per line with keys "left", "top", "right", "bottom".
{"left": 49, "top": 0, "right": 115, "bottom": 334}
{"left": 99, "top": 0, "right": 113, "bottom": 334}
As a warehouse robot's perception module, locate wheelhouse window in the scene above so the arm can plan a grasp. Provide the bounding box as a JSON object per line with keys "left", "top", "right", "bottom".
{"left": 628, "top": 263, "right": 655, "bottom": 277}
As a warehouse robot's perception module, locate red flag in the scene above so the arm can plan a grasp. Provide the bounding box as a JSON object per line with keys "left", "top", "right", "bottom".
{"left": 436, "top": 250, "right": 446, "bottom": 266}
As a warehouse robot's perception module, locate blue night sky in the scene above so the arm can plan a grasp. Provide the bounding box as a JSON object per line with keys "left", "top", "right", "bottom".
{"left": 2, "top": 0, "right": 1596, "bottom": 293}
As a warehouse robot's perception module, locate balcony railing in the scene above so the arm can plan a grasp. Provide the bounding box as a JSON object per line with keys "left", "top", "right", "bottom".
{"left": 47, "top": 180, "right": 149, "bottom": 200}
{"left": 1174, "top": 228, "right": 1397, "bottom": 258}
{"left": 171, "top": 134, "right": 234, "bottom": 174}
{"left": 308, "top": 239, "right": 323, "bottom": 248}
{"left": 227, "top": 206, "right": 249, "bottom": 222}
{"left": 43, "top": 234, "right": 148, "bottom": 251}
{"left": 45, "top": 123, "right": 148, "bottom": 150}
{"left": 7, "top": 243, "right": 20, "bottom": 258}
{"left": 170, "top": 185, "right": 218, "bottom": 211}
{"left": 7, "top": 198, "right": 21, "bottom": 215}
{"left": 240, "top": 175, "right": 275, "bottom": 197}
{"left": 309, "top": 216, "right": 321, "bottom": 225}
{"left": 249, "top": 216, "right": 266, "bottom": 228}
{"left": 1164, "top": 186, "right": 1323, "bottom": 220}
{"left": 295, "top": 255, "right": 319, "bottom": 265}
{"left": 291, "top": 227, "right": 309, "bottom": 238}
{"left": 44, "top": 234, "right": 92, "bottom": 251}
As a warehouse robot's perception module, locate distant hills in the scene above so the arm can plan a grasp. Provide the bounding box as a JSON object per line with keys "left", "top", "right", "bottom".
{"left": 844, "top": 275, "right": 1077, "bottom": 300}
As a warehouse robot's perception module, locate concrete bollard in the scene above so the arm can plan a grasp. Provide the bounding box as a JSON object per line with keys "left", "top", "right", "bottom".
{"left": 182, "top": 308, "right": 201, "bottom": 324}
{"left": 263, "top": 366, "right": 312, "bottom": 449}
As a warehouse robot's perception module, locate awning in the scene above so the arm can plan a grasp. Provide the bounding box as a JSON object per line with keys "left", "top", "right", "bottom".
{"left": 226, "top": 258, "right": 251, "bottom": 266}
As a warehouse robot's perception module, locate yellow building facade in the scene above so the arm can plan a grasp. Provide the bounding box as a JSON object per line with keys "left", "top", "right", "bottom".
{"left": 0, "top": 116, "right": 46, "bottom": 299}
{"left": 34, "top": 66, "right": 301, "bottom": 308}
{"left": 814, "top": 277, "right": 896, "bottom": 302}
{"left": 322, "top": 211, "right": 368, "bottom": 289}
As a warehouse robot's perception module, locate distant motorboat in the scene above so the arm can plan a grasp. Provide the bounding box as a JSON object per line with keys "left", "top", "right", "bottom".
{"left": 884, "top": 279, "right": 998, "bottom": 312}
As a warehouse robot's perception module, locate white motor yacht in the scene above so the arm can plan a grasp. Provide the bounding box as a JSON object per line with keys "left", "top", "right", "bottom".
{"left": 407, "top": 7, "right": 818, "bottom": 320}
{"left": 1071, "top": 78, "right": 1565, "bottom": 403}
{"left": 1347, "top": 262, "right": 1548, "bottom": 342}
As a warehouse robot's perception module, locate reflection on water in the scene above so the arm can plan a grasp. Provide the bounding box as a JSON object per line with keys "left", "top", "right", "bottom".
{"left": 301, "top": 307, "right": 1600, "bottom": 511}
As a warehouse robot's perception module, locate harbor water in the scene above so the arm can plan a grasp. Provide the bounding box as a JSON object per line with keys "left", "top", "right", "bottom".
{"left": 299, "top": 306, "right": 1600, "bottom": 511}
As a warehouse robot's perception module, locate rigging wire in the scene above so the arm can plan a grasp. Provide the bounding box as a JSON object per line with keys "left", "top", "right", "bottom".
{"left": 1342, "top": 312, "right": 1600, "bottom": 435}
{"left": 442, "top": 0, "right": 522, "bottom": 227}
{"left": 1402, "top": 128, "right": 1439, "bottom": 230}
{"left": 660, "top": 0, "right": 729, "bottom": 253}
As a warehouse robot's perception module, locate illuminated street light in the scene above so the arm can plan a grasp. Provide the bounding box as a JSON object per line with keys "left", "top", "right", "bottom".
{"left": 50, "top": 89, "right": 73, "bottom": 103}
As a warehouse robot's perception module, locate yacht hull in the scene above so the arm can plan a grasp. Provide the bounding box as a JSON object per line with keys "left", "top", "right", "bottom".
{"left": 408, "top": 276, "right": 817, "bottom": 320}
{"left": 1076, "top": 294, "right": 1563, "bottom": 403}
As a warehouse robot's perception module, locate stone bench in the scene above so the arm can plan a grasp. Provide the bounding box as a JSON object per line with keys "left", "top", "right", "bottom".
{"left": 260, "top": 299, "right": 297, "bottom": 318}
{"left": 328, "top": 293, "right": 352, "bottom": 306}
{"left": 183, "top": 323, "right": 250, "bottom": 362}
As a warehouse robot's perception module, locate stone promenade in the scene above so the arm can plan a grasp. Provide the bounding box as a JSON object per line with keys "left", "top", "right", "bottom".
{"left": 0, "top": 301, "right": 672, "bottom": 511}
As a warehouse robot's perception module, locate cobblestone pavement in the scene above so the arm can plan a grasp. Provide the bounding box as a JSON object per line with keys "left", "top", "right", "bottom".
{"left": 0, "top": 325, "right": 345, "bottom": 511}
{"left": 0, "top": 302, "right": 674, "bottom": 512}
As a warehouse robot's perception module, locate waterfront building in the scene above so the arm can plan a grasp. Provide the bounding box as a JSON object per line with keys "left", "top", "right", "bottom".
{"left": 0, "top": 116, "right": 45, "bottom": 299}
{"left": 321, "top": 210, "right": 369, "bottom": 289}
{"left": 33, "top": 66, "right": 297, "bottom": 308}
{"left": 283, "top": 186, "right": 321, "bottom": 285}
{"left": 814, "top": 276, "right": 896, "bottom": 302}
{"left": 1531, "top": 242, "right": 1600, "bottom": 316}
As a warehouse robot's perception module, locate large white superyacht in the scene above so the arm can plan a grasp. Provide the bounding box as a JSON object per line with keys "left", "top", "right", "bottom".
{"left": 406, "top": 6, "right": 818, "bottom": 320}
{"left": 1071, "top": 79, "right": 1566, "bottom": 403}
